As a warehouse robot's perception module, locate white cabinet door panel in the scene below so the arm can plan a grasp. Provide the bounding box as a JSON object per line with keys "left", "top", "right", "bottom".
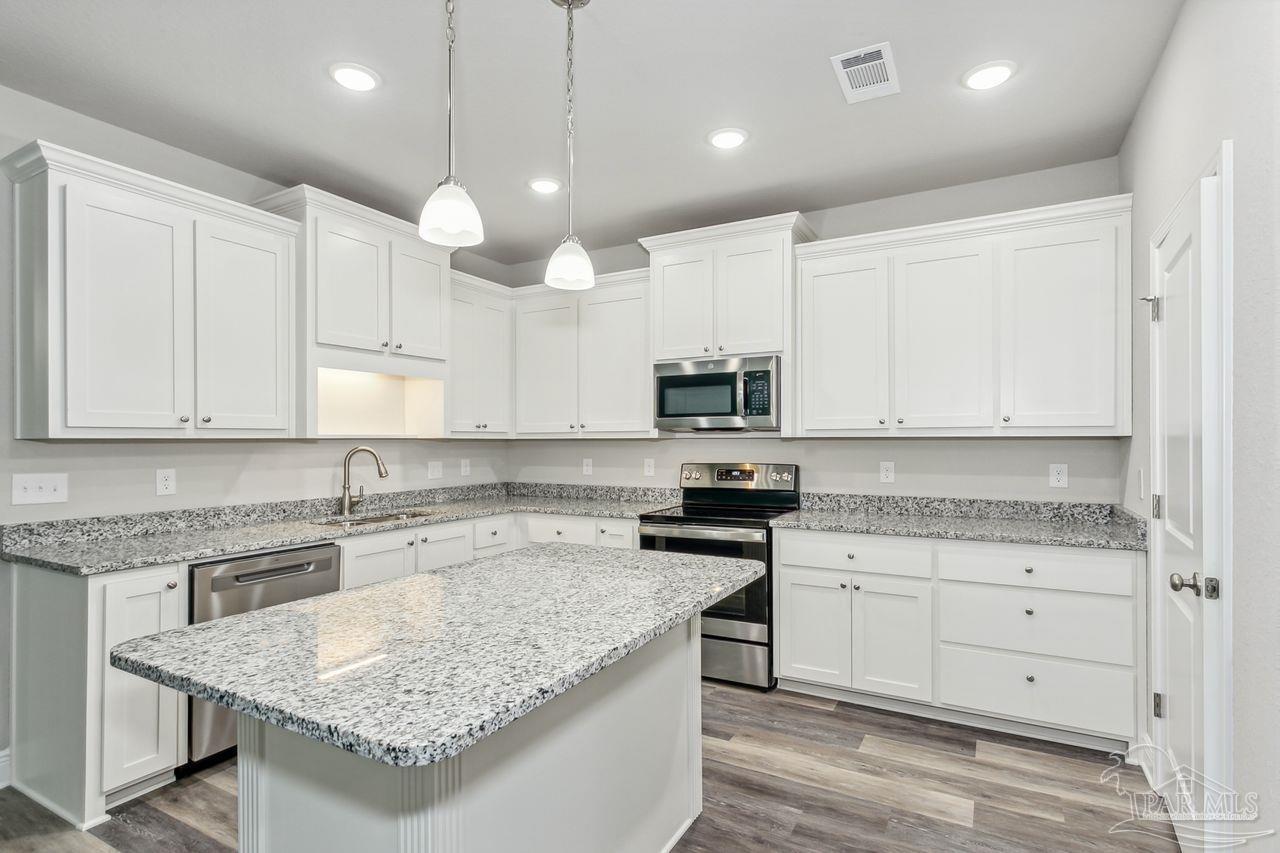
{"left": 526, "top": 515, "right": 596, "bottom": 545}
{"left": 851, "top": 575, "right": 932, "bottom": 701}
{"left": 101, "top": 567, "right": 182, "bottom": 791}
{"left": 515, "top": 297, "right": 579, "bottom": 434}
{"left": 651, "top": 247, "right": 714, "bottom": 360}
{"left": 714, "top": 233, "right": 785, "bottom": 355}
{"left": 478, "top": 299, "right": 512, "bottom": 433}
{"left": 194, "top": 218, "right": 290, "bottom": 431}
{"left": 315, "top": 216, "right": 388, "bottom": 352}
{"left": 893, "top": 239, "right": 994, "bottom": 428}
{"left": 341, "top": 532, "right": 413, "bottom": 589}
{"left": 998, "top": 222, "right": 1118, "bottom": 427}
{"left": 448, "top": 293, "right": 481, "bottom": 433}
{"left": 579, "top": 284, "right": 650, "bottom": 432}
{"left": 779, "top": 567, "right": 853, "bottom": 687}
{"left": 64, "top": 180, "right": 194, "bottom": 429}
{"left": 415, "top": 522, "right": 474, "bottom": 573}
{"left": 800, "top": 253, "right": 890, "bottom": 430}
{"left": 596, "top": 520, "right": 636, "bottom": 549}
{"left": 390, "top": 238, "right": 447, "bottom": 360}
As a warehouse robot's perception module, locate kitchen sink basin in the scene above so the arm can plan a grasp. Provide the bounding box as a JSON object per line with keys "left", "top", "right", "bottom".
{"left": 307, "top": 509, "right": 441, "bottom": 530}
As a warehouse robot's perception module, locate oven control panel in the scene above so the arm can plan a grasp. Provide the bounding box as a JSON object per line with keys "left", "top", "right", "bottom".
{"left": 679, "top": 462, "right": 798, "bottom": 491}
{"left": 742, "top": 371, "right": 772, "bottom": 416}
{"left": 717, "top": 468, "right": 756, "bottom": 482}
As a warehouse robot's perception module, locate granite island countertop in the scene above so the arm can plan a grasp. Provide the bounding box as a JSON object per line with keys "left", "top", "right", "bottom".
{"left": 1, "top": 494, "right": 677, "bottom": 576}
{"left": 110, "top": 543, "right": 762, "bottom": 766}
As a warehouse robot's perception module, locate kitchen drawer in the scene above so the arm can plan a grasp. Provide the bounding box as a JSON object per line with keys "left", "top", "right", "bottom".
{"left": 595, "top": 519, "right": 635, "bottom": 549}
{"left": 779, "top": 530, "right": 931, "bottom": 579}
{"left": 415, "top": 521, "right": 474, "bottom": 573}
{"left": 938, "top": 645, "right": 1134, "bottom": 737}
{"left": 937, "top": 543, "right": 1133, "bottom": 596}
{"left": 474, "top": 515, "right": 513, "bottom": 549}
{"left": 939, "top": 582, "right": 1133, "bottom": 665}
{"left": 526, "top": 514, "right": 596, "bottom": 545}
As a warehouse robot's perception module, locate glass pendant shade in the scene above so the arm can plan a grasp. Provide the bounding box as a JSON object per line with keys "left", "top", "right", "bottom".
{"left": 418, "top": 180, "right": 484, "bottom": 247}
{"left": 545, "top": 236, "right": 595, "bottom": 290}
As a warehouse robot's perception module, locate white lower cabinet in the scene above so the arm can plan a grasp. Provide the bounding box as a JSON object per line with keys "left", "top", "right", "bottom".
{"left": 595, "top": 519, "right": 637, "bottom": 549}
{"left": 339, "top": 530, "right": 416, "bottom": 589}
{"left": 526, "top": 514, "right": 597, "bottom": 545}
{"left": 777, "top": 529, "right": 1143, "bottom": 744}
{"left": 414, "top": 521, "right": 474, "bottom": 573}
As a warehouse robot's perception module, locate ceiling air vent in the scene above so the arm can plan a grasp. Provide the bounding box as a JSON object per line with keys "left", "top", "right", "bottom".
{"left": 830, "top": 42, "right": 900, "bottom": 104}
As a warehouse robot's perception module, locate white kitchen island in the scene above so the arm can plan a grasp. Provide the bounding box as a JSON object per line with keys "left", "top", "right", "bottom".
{"left": 111, "top": 543, "right": 763, "bottom": 853}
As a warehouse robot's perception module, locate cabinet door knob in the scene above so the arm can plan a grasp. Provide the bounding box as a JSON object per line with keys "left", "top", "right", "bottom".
{"left": 490, "top": 529, "right": 498, "bottom": 536}
{"left": 853, "top": 584, "right": 861, "bottom": 591}
{"left": 579, "top": 423, "right": 586, "bottom": 429}
{"left": 846, "top": 553, "right": 855, "bottom": 560}
{"left": 1002, "top": 415, "right": 1011, "bottom": 423}
{"left": 897, "top": 418, "right": 905, "bottom": 424}
{"left": 381, "top": 341, "right": 390, "bottom": 347}
{"left": 179, "top": 415, "right": 190, "bottom": 423}
{"left": 201, "top": 416, "right": 212, "bottom": 423}
{"left": 878, "top": 418, "right": 885, "bottom": 425}
{"left": 1024, "top": 566, "right": 1034, "bottom": 574}
{"left": 1025, "top": 608, "right": 1035, "bottom": 616}
{"left": 600, "top": 528, "right": 606, "bottom": 534}
{"left": 1026, "top": 675, "right": 1036, "bottom": 683}
{"left": 839, "top": 582, "right": 847, "bottom": 589}
{"left": 555, "top": 530, "right": 563, "bottom": 536}
{"left": 395, "top": 343, "right": 403, "bottom": 349}
{"left": 420, "top": 536, "right": 429, "bottom": 543}
{"left": 569, "top": 424, "right": 576, "bottom": 430}
{"left": 166, "top": 580, "right": 178, "bottom": 590}
{"left": 718, "top": 345, "right": 724, "bottom": 352}
{"left": 482, "top": 423, "right": 488, "bottom": 429}
{"left": 703, "top": 346, "right": 710, "bottom": 352}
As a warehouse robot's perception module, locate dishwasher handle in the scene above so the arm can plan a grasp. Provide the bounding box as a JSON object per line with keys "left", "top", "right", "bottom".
{"left": 210, "top": 559, "right": 322, "bottom": 591}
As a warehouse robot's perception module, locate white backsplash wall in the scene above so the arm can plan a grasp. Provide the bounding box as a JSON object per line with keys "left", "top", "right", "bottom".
{"left": 508, "top": 438, "right": 1124, "bottom": 504}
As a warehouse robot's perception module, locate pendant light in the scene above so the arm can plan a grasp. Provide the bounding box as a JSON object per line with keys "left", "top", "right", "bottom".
{"left": 419, "top": 0, "right": 484, "bottom": 247}
{"left": 544, "top": 0, "right": 595, "bottom": 290}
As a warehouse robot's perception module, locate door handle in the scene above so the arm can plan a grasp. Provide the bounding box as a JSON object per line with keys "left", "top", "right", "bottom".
{"left": 1170, "top": 572, "right": 1203, "bottom": 596}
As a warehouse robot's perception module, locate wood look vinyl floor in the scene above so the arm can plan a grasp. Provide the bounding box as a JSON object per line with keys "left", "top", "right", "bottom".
{"left": 0, "top": 684, "right": 1179, "bottom": 852}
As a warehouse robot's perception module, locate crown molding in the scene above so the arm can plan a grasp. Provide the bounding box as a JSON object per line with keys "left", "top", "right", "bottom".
{"left": 639, "top": 211, "right": 815, "bottom": 252}
{"left": 1, "top": 140, "right": 299, "bottom": 235}
{"left": 254, "top": 184, "right": 459, "bottom": 253}
{"left": 796, "top": 194, "right": 1133, "bottom": 261}
{"left": 451, "top": 270, "right": 513, "bottom": 297}
{"left": 509, "top": 267, "right": 649, "bottom": 300}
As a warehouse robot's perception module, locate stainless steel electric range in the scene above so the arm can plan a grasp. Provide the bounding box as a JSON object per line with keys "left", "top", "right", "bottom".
{"left": 638, "top": 462, "right": 798, "bottom": 689}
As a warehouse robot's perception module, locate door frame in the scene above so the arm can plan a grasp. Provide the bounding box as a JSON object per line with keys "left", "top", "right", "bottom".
{"left": 1146, "top": 141, "right": 1234, "bottom": 837}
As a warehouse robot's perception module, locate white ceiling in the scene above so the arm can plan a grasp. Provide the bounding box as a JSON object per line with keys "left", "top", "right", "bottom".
{"left": 0, "top": 0, "right": 1182, "bottom": 264}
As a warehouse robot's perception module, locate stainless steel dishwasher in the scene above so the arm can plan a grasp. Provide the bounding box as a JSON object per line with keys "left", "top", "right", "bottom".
{"left": 188, "top": 543, "right": 341, "bottom": 761}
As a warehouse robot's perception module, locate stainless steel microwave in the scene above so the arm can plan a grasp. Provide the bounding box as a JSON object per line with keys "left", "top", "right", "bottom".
{"left": 654, "top": 356, "right": 780, "bottom": 431}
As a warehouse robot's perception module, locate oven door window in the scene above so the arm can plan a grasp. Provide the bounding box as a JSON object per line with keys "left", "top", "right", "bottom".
{"left": 642, "top": 533, "right": 767, "bottom": 623}
{"left": 656, "top": 372, "right": 738, "bottom": 419}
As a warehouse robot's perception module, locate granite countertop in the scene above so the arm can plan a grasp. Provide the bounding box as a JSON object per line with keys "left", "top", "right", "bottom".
{"left": 110, "top": 543, "right": 762, "bottom": 767}
{"left": 1, "top": 495, "right": 676, "bottom": 576}
{"left": 770, "top": 509, "right": 1148, "bottom": 551}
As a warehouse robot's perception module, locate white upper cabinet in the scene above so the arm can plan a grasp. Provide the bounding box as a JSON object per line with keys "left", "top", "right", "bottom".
{"left": 997, "top": 220, "right": 1121, "bottom": 428}
{"left": 515, "top": 295, "right": 580, "bottom": 434}
{"left": 799, "top": 252, "right": 891, "bottom": 430}
{"left": 449, "top": 276, "right": 511, "bottom": 436}
{"left": 642, "top": 213, "right": 814, "bottom": 362}
{"left": 195, "top": 217, "right": 291, "bottom": 431}
{"left": 2, "top": 141, "right": 297, "bottom": 439}
{"left": 650, "top": 246, "right": 714, "bottom": 360}
{"left": 578, "top": 282, "right": 651, "bottom": 432}
{"left": 390, "top": 236, "right": 447, "bottom": 359}
{"left": 314, "top": 215, "right": 388, "bottom": 353}
{"left": 796, "top": 195, "right": 1132, "bottom": 437}
{"left": 893, "top": 238, "right": 994, "bottom": 429}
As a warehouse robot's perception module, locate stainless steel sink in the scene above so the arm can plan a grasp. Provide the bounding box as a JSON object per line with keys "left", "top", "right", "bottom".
{"left": 307, "top": 509, "right": 441, "bottom": 530}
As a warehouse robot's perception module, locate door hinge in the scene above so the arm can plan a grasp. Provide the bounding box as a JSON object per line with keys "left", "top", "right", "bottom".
{"left": 1204, "top": 577, "right": 1221, "bottom": 600}
{"left": 1153, "top": 692, "right": 1165, "bottom": 719}
{"left": 1140, "top": 295, "right": 1161, "bottom": 322}
{"left": 1151, "top": 494, "right": 1163, "bottom": 519}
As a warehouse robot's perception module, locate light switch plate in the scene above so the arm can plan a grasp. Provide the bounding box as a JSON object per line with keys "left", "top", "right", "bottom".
{"left": 879, "top": 461, "right": 895, "bottom": 484}
{"left": 428, "top": 461, "right": 443, "bottom": 480}
{"left": 1050, "top": 464, "right": 1069, "bottom": 489}
{"left": 582, "top": 458, "right": 593, "bottom": 476}
{"left": 643, "top": 458, "right": 655, "bottom": 477}
{"left": 12, "top": 473, "right": 68, "bottom": 505}
{"left": 460, "top": 458, "right": 471, "bottom": 477}
{"left": 155, "top": 468, "right": 177, "bottom": 496}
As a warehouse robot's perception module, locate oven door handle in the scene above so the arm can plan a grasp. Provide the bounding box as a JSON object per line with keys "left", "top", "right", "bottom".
{"left": 639, "top": 524, "right": 767, "bottom": 544}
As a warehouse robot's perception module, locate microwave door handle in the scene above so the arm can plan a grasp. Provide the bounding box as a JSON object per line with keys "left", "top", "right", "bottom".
{"left": 737, "top": 370, "right": 747, "bottom": 418}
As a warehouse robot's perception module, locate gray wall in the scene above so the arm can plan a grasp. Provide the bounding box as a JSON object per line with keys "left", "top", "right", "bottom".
{"left": 1118, "top": 0, "right": 1280, "bottom": 839}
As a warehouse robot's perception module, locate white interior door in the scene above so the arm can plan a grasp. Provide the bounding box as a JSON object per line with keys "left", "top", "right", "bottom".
{"left": 578, "top": 284, "right": 650, "bottom": 432}
{"left": 194, "top": 217, "right": 291, "bottom": 431}
{"left": 1151, "top": 168, "right": 1228, "bottom": 849}
{"left": 515, "top": 296, "right": 579, "bottom": 434}
{"left": 389, "top": 237, "right": 447, "bottom": 360}
{"left": 63, "top": 180, "right": 194, "bottom": 429}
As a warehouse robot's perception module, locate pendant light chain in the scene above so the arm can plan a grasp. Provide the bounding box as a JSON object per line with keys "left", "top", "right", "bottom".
{"left": 445, "top": 0, "right": 457, "bottom": 179}
{"left": 565, "top": 1, "right": 576, "bottom": 238}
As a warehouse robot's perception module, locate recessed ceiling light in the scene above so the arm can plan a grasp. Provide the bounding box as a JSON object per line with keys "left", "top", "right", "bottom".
{"left": 329, "top": 63, "right": 381, "bottom": 92}
{"left": 708, "top": 128, "right": 749, "bottom": 150}
{"left": 963, "top": 60, "right": 1016, "bottom": 91}
{"left": 528, "top": 178, "right": 561, "bottom": 194}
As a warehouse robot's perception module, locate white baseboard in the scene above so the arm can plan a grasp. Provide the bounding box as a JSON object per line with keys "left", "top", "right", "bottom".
{"left": 0, "top": 749, "right": 10, "bottom": 789}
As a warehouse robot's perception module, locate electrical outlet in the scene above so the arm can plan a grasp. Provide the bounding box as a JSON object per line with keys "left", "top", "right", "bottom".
{"left": 460, "top": 458, "right": 471, "bottom": 477}
{"left": 582, "top": 458, "right": 593, "bottom": 476}
{"left": 155, "top": 468, "right": 177, "bottom": 496}
{"left": 643, "top": 458, "right": 655, "bottom": 477}
{"left": 428, "top": 460, "right": 443, "bottom": 480}
{"left": 11, "top": 473, "right": 68, "bottom": 505}
{"left": 879, "top": 461, "right": 895, "bottom": 484}
{"left": 1050, "top": 464, "right": 1069, "bottom": 489}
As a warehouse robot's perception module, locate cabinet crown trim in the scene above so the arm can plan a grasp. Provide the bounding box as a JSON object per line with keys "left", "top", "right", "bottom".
{"left": 0, "top": 139, "right": 300, "bottom": 236}
{"left": 510, "top": 267, "right": 649, "bottom": 299}
{"left": 639, "top": 211, "right": 815, "bottom": 251}
{"left": 795, "top": 194, "right": 1133, "bottom": 261}
{"left": 254, "top": 184, "right": 457, "bottom": 253}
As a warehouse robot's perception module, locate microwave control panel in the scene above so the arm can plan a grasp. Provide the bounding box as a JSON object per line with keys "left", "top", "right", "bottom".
{"left": 742, "top": 371, "right": 772, "bottom": 416}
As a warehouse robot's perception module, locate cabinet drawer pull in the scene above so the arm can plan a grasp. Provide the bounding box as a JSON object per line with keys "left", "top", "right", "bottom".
{"left": 166, "top": 580, "right": 178, "bottom": 590}
{"left": 555, "top": 530, "right": 563, "bottom": 536}
{"left": 1025, "top": 608, "right": 1035, "bottom": 616}
{"left": 1024, "top": 566, "right": 1034, "bottom": 574}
